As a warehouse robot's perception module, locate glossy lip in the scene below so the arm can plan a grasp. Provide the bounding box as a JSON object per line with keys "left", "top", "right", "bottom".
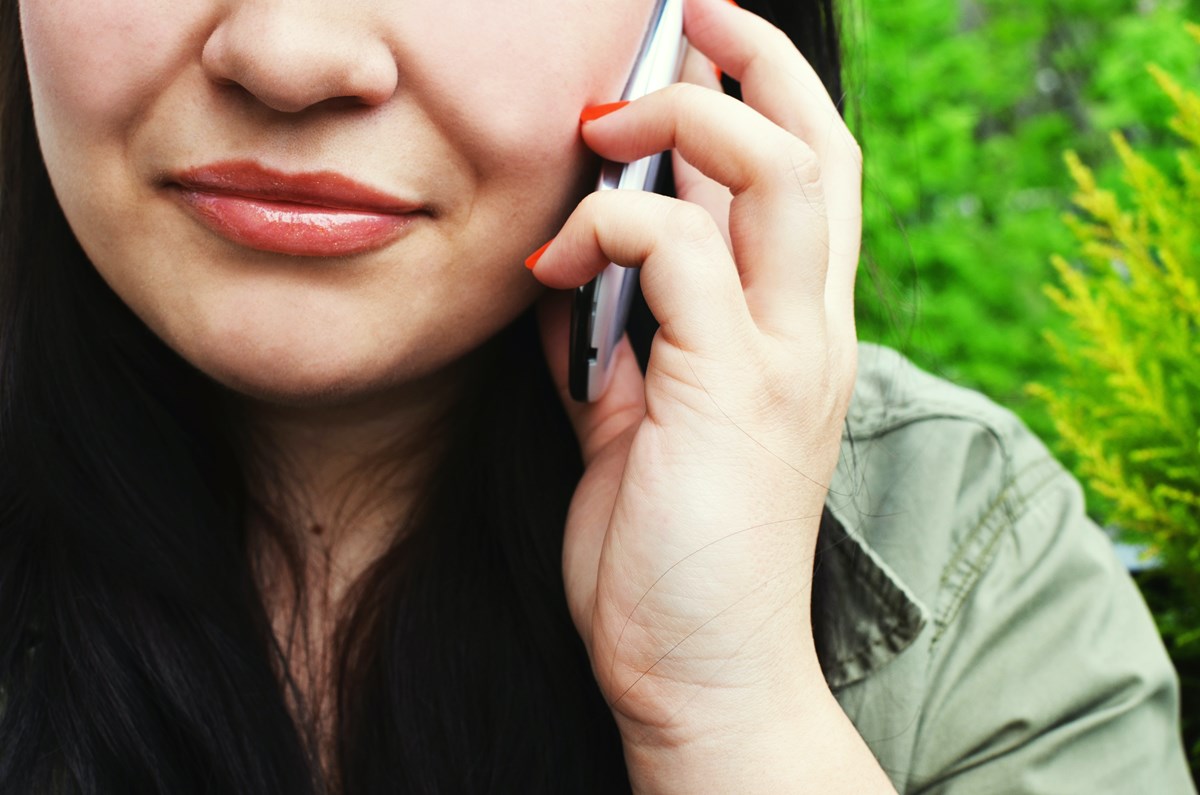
{"left": 168, "top": 161, "right": 426, "bottom": 257}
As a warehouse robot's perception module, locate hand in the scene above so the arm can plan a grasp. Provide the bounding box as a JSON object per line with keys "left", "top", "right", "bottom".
{"left": 528, "top": 0, "right": 864, "bottom": 769}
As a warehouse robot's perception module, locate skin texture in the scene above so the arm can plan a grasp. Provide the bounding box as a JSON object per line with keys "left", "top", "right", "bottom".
{"left": 21, "top": 0, "right": 651, "bottom": 406}
{"left": 20, "top": 0, "right": 893, "bottom": 789}
{"left": 20, "top": 0, "right": 655, "bottom": 663}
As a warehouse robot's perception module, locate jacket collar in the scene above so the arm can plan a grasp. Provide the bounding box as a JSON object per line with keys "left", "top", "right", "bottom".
{"left": 813, "top": 472, "right": 929, "bottom": 690}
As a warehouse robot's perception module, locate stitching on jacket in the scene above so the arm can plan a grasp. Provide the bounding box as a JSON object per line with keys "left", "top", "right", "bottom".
{"left": 930, "top": 456, "right": 1067, "bottom": 648}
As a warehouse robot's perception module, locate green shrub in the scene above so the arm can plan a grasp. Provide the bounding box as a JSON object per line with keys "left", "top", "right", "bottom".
{"left": 845, "top": 0, "right": 1200, "bottom": 443}
{"left": 1028, "top": 21, "right": 1200, "bottom": 770}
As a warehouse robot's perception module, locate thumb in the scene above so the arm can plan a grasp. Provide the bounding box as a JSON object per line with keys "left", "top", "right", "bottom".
{"left": 533, "top": 288, "right": 647, "bottom": 467}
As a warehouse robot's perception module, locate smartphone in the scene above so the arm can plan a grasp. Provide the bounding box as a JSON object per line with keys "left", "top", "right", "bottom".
{"left": 568, "top": 0, "right": 686, "bottom": 403}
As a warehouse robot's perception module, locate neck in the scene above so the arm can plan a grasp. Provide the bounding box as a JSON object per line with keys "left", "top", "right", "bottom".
{"left": 237, "top": 353, "right": 476, "bottom": 610}
{"left": 235, "top": 355, "right": 479, "bottom": 757}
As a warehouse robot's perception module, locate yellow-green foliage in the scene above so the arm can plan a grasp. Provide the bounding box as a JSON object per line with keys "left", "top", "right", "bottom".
{"left": 1029, "top": 23, "right": 1200, "bottom": 648}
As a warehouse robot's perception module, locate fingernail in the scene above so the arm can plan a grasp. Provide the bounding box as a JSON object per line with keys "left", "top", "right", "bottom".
{"left": 712, "top": 61, "right": 723, "bottom": 82}
{"left": 525, "top": 239, "right": 553, "bottom": 270}
{"left": 580, "top": 101, "right": 629, "bottom": 124}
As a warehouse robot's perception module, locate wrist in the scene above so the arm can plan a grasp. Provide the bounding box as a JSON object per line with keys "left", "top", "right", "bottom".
{"left": 619, "top": 677, "right": 897, "bottom": 795}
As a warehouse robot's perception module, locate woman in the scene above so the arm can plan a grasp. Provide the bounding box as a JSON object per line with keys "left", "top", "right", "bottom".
{"left": 0, "top": 0, "right": 1191, "bottom": 791}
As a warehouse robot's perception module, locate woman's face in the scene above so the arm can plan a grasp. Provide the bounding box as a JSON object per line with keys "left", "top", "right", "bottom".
{"left": 19, "top": 0, "right": 652, "bottom": 405}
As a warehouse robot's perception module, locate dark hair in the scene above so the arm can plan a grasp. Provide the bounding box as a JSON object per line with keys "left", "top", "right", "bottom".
{"left": 0, "top": 1, "right": 852, "bottom": 792}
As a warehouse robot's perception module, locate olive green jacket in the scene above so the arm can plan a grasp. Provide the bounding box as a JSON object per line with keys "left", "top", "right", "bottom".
{"left": 818, "top": 343, "right": 1194, "bottom": 793}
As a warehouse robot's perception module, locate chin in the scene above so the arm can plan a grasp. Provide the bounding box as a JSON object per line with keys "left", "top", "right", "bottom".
{"left": 176, "top": 316, "right": 487, "bottom": 412}
{"left": 144, "top": 276, "right": 534, "bottom": 409}
{"left": 210, "top": 365, "right": 389, "bottom": 409}
{"left": 170, "top": 330, "right": 403, "bottom": 406}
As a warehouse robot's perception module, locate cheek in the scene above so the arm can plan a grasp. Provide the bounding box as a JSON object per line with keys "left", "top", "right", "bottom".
{"left": 402, "top": 2, "right": 652, "bottom": 178}
{"left": 20, "top": 0, "right": 213, "bottom": 274}
{"left": 20, "top": 0, "right": 207, "bottom": 143}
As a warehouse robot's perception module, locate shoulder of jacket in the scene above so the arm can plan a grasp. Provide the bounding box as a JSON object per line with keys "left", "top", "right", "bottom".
{"left": 829, "top": 343, "right": 1073, "bottom": 646}
{"left": 824, "top": 347, "right": 1191, "bottom": 792}
{"left": 848, "top": 343, "right": 1032, "bottom": 446}
{"left": 842, "top": 342, "right": 1067, "bottom": 506}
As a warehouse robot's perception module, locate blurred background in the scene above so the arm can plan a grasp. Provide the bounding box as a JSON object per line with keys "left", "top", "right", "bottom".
{"left": 845, "top": 0, "right": 1193, "bottom": 437}
{"left": 840, "top": 0, "right": 1200, "bottom": 777}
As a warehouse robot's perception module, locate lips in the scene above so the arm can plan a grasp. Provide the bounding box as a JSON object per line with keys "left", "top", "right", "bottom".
{"left": 169, "top": 161, "right": 425, "bottom": 257}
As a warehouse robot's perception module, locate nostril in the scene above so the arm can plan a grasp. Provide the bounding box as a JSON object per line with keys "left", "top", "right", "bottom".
{"left": 200, "top": 12, "right": 399, "bottom": 114}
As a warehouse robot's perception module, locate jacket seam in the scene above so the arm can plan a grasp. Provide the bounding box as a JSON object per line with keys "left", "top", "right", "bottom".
{"left": 930, "top": 457, "right": 1068, "bottom": 648}
{"left": 844, "top": 409, "right": 1019, "bottom": 446}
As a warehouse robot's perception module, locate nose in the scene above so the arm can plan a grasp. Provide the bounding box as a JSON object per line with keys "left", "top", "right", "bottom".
{"left": 201, "top": 3, "right": 399, "bottom": 112}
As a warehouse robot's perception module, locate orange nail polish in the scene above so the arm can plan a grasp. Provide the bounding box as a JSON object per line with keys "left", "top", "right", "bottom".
{"left": 525, "top": 239, "right": 553, "bottom": 270}
{"left": 580, "top": 101, "right": 629, "bottom": 124}
{"left": 713, "top": 62, "right": 723, "bottom": 82}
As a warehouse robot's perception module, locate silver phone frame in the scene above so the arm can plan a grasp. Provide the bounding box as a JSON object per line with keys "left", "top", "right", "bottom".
{"left": 569, "top": 0, "right": 686, "bottom": 402}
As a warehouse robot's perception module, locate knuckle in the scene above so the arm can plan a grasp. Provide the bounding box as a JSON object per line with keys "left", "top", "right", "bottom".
{"left": 742, "top": 24, "right": 795, "bottom": 75}
{"left": 578, "top": 189, "right": 610, "bottom": 220}
{"left": 746, "top": 341, "right": 804, "bottom": 405}
{"left": 578, "top": 189, "right": 633, "bottom": 236}
{"left": 784, "top": 139, "right": 822, "bottom": 185}
{"left": 766, "top": 139, "right": 823, "bottom": 200}
{"left": 756, "top": 361, "right": 805, "bottom": 413}
{"left": 661, "top": 201, "right": 719, "bottom": 250}
{"left": 765, "top": 25, "right": 801, "bottom": 63}
{"left": 573, "top": 191, "right": 600, "bottom": 228}
{"left": 660, "top": 80, "right": 707, "bottom": 109}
